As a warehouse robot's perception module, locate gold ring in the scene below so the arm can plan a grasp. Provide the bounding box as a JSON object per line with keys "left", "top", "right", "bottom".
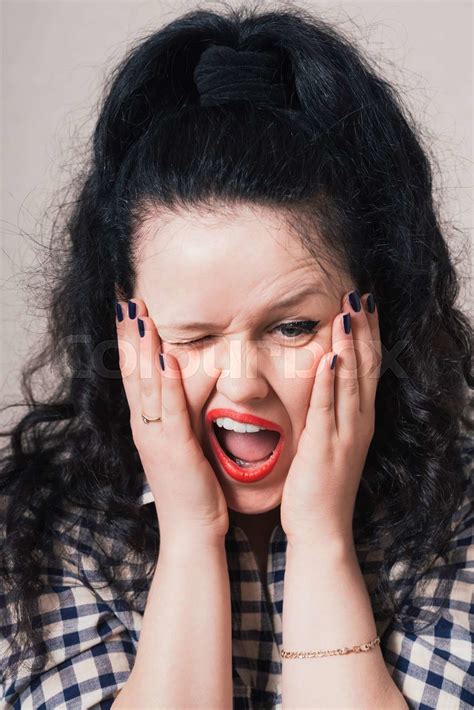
{"left": 141, "top": 413, "right": 162, "bottom": 424}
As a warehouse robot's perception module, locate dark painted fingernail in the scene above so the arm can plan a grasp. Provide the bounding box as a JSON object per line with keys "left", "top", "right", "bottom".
{"left": 159, "top": 353, "right": 165, "bottom": 371}
{"left": 366, "top": 293, "right": 376, "bottom": 314}
{"left": 138, "top": 318, "right": 145, "bottom": 337}
{"left": 330, "top": 354, "right": 338, "bottom": 370}
{"left": 348, "top": 290, "right": 361, "bottom": 312}
{"left": 128, "top": 300, "right": 137, "bottom": 319}
{"left": 115, "top": 302, "right": 124, "bottom": 322}
{"left": 342, "top": 312, "right": 351, "bottom": 334}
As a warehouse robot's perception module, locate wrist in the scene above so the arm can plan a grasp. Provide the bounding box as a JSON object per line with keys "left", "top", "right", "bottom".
{"left": 286, "top": 532, "right": 356, "bottom": 560}
{"left": 158, "top": 528, "right": 228, "bottom": 554}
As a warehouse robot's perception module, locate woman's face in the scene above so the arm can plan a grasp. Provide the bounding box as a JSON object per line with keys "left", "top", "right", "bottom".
{"left": 133, "top": 204, "right": 352, "bottom": 514}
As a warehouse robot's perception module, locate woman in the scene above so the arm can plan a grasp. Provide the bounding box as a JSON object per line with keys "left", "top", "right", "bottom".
{"left": 1, "top": 5, "right": 472, "bottom": 708}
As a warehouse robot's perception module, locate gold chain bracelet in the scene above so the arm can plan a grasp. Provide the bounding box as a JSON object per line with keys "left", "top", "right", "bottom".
{"left": 280, "top": 635, "right": 380, "bottom": 659}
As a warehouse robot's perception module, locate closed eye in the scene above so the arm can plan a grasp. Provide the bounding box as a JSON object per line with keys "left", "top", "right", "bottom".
{"left": 170, "top": 320, "right": 321, "bottom": 348}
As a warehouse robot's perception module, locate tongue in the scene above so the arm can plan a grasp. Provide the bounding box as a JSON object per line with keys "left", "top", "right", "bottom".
{"left": 218, "top": 429, "right": 280, "bottom": 462}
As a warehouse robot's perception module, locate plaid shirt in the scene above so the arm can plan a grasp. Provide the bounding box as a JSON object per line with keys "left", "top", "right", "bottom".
{"left": 1, "top": 434, "right": 472, "bottom": 709}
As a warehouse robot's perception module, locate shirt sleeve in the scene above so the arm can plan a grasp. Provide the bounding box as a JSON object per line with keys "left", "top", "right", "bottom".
{"left": 381, "top": 437, "right": 474, "bottom": 709}
{"left": 0, "top": 511, "right": 136, "bottom": 709}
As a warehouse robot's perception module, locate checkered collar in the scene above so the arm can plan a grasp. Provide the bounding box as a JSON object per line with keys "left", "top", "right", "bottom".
{"left": 135, "top": 471, "right": 286, "bottom": 540}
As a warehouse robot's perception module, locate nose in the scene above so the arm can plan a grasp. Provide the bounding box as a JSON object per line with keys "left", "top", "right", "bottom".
{"left": 213, "top": 336, "right": 270, "bottom": 401}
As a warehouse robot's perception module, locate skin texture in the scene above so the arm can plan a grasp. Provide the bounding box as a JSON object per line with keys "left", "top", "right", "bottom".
{"left": 131, "top": 203, "right": 357, "bottom": 532}
{"left": 123, "top": 205, "right": 382, "bottom": 552}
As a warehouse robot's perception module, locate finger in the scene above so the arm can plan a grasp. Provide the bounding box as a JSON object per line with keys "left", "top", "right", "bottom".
{"left": 342, "top": 290, "right": 378, "bottom": 415}
{"left": 305, "top": 351, "right": 336, "bottom": 437}
{"left": 360, "top": 292, "right": 382, "bottom": 411}
{"left": 116, "top": 300, "right": 141, "bottom": 414}
{"left": 126, "top": 298, "right": 148, "bottom": 322}
{"left": 137, "top": 315, "right": 162, "bottom": 430}
{"left": 159, "top": 350, "right": 195, "bottom": 446}
{"left": 333, "top": 307, "right": 359, "bottom": 433}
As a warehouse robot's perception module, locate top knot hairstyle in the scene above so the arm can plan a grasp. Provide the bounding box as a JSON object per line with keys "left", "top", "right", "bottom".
{"left": 1, "top": 4, "right": 472, "bottom": 679}
{"left": 193, "top": 45, "right": 290, "bottom": 107}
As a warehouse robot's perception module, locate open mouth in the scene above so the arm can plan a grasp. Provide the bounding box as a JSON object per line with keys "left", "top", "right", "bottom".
{"left": 212, "top": 422, "right": 277, "bottom": 468}
{"left": 209, "top": 419, "right": 284, "bottom": 483}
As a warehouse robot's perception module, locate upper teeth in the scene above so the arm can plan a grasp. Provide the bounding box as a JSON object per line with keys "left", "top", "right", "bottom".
{"left": 213, "top": 417, "right": 267, "bottom": 433}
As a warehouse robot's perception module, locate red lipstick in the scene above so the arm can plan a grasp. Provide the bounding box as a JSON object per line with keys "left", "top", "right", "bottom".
{"left": 206, "top": 408, "right": 285, "bottom": 484}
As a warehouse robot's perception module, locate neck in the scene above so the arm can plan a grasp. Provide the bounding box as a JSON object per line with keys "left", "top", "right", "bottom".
{"left": 228, "top": 504, "right": 281, "bottom": 534}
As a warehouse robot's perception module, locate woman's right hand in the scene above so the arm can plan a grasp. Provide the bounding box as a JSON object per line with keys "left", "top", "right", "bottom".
{"left": 115, "top": 298, "right": 229, "bottom": 543}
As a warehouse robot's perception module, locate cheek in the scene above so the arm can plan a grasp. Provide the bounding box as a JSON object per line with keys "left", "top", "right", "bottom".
{"left": 168, "top": 347, "right": 218, "bottom": 380}
{"left": 269, "top": 374, "right": 313, "bottom": 452}
{"left": 165, "top": 350, "right": 209, "bottom": 419}
{"left": 283, "top": 376, "right": 315, "bottom": 426}
{"left": 286, "top": 341, "right": 326, "bottom": 381}
{"left": 279, "top": 345, "right": 324, "bottom": 432}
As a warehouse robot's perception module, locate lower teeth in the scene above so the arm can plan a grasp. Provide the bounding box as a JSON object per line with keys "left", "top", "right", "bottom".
{"left": 230, "top": 453, "right": 272, "bottom": 468}
{"left": 234, "top": 457, "right": 254, "bottom": 468}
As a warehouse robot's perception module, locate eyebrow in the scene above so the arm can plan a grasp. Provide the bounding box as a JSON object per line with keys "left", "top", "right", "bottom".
{"left": 163, "top": 286, "right": 325, "bottom": 332}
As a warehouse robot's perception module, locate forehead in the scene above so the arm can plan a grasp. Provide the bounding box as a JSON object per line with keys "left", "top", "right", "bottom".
{"left": 133, "top": 204, "right": 346, "bottom": 327}
{"left": 136, "top": 204, "right": 319, "bottom": 283}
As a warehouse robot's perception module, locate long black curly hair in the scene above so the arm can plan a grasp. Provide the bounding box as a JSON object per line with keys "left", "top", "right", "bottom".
{"left": 1, "top": 3, "right": 472, "bottom": 680}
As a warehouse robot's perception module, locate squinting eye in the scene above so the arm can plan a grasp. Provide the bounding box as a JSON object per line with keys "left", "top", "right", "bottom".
{"left": 173, "top": 320, "right": 320, "bottom": 348}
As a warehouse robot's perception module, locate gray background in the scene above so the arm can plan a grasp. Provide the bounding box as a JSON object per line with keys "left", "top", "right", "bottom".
{"left": 1, "top": 0, "right": 472, "bottom": 426}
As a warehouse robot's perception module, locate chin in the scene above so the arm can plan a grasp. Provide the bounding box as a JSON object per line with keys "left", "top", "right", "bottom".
{"left": 224, "top": 484, "right": 283, "bottom": 515}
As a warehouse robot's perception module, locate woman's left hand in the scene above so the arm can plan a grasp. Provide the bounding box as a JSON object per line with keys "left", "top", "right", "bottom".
{"left": 280, "top": 290, "right": 381, "bottom": 548}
